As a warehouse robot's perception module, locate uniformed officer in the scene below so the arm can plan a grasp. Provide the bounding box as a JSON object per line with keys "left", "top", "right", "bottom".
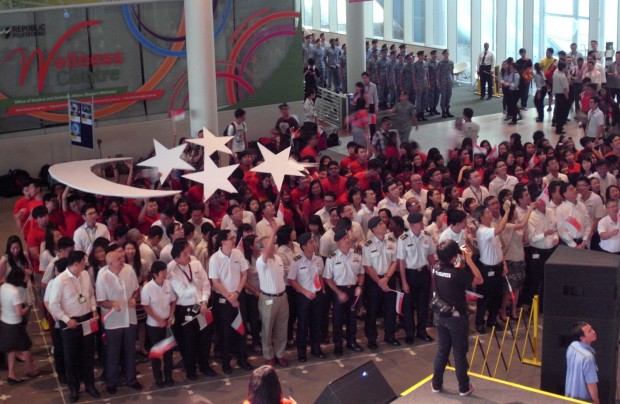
{"left": 437, "top": 49, "right": 455, "bottom": 118}
{"left": 168, "top": 239, "right": 215, "bottom": 379}
{"left": 401, "top": 54, "right": 415, "bottom": 106}
{"left": 209, "top": 230, "right": 254, "bottom": 375}
{"left": 413, "top": 50, "right": 430, "bottom": 121}
{"left": 314, "top": 39, "right": 326, "bottom": 87}
{"left": 427, "top": 50, "right": 440, "bottom": 116}
{"left": 397, "top": 212, "right": 437, "bottom": 344}
{"left": 323, "top": 228, "right": 365, "bottom": 355}
{"left": 377, "top": 47, "right": 390, "bottom": 109}
{"left": 366, "top": 49, "right": 378, "bottom": 84}
{"left": 391, "top": 52, "right": 403, "bottom": 107}
{"left": 325, "top": 38, "right": 341, "bottom": 93}
{"left": 288, "top": 232, "right": 326, "bottom": 362}
{"left": 431, "top": 240, "right": 483, "bottom": 397}
{"left": 362, "top": 216, "right": 400, "bottom": 349}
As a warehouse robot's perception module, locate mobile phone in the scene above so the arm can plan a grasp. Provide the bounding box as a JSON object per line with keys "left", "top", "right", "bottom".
{"left": 191, "top": 304, "right": 200, "bottom": 314}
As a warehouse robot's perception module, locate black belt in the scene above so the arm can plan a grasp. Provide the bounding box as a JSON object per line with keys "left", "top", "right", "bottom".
{"left": 407, "top": 266, "right": 429, "bottom": 272}
{"left": 72, "top": 313, "right": 93, "bottom": 323}
{"left": 573, "top": 238, "right": 584, "bottom": 245}
{"left": 378, "top": 274, "right": 388, "bottom": 279}
{"left": 338, "top": 285, "right": 356, "bottom": 289}
{"left": 261, "top": 291, "right": 285, "bottom": 297}
{"left": 482, "top": 263, "right": 502, "bottom": 269}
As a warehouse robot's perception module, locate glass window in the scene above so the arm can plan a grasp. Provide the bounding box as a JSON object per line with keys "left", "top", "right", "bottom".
{"left": 541, "top": 0, "right": 589, "bottom": 57}
{"left": 320, "top": 0, "right": 329, "bottom": 29}
{"left": 372, "top": 0, "right": 384, "bottom": 38}
{"left": 303, "top": 0, "right": 313, "bottom": 28}
{"left": 413, "top": 0, "right": 425, "bottom": 43}
{"left": 604, "top": 0, "right": 618, "bottom": 56}
{"left": 393, "top": 0, "right": 404, "bottom": 41}
{"left": 577, "top": 0, "right": 589, "bottom": 18}
{"left": 457, "top": 0, "right": 471, "bottom": 76}
{"left": 337, "top": 0, "right": 347, "bottom": 33}
{"left": 480, "top": 0, "right": 496, "bottom": 54}
{"left": 432, "top": 0, "right": 447, "bottom": 47}
{"left": 546, "top": 0, "right": 572, "bottom": 15}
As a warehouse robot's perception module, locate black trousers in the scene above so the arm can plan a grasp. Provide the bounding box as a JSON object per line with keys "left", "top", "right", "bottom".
{"left": 105, "top": 324, "right": 137, "bottom": 387}
{"left": 475, "top": 264, "right": 503, "bottom": 326}
{"left": 172, "top": 305, "right": 213, "bottom": 377}
{"left": 364, "top": 276, "right": 397, "bottom": 342}
{"left": 213, "top": 292, "right": 247, "bottom": 363}
{"left": 519, "top": 80, "right": 530, "bottom": 108}
{"left": 522, "top": 246, "right": 555, "bottom": 312}
{"left": 60, "top": 315, "right": 95, "bottom": 392}
{"left": 296, "top": 291, "right": 325, "bottom": 354}
{"left": 507, "top": 89, "right": 520, "bottom": 123}
{"left": 286, "top": 285, "right": 297, "bottom": 342}
{"left": 146, "top": 325, "right": 173, "bottom": 382}
{"left": 480, "top": 65, "right": 493, "bottom": 97}
{"left": 242, "top": 292, "right": 261, "bottom": 346}
{"left": 554, "top": 93, "right": 570, "bottom": 132}
{"left": 534, "top": 90, "right": 545, "bottom": 119}
{"left": 330, "top": 286, "right": 357, "bottom": 347}
{"left": 403, "top": 267, "right": 431, "bottom": 337}
{"left": 52, "top": 324, "right": 65, "bottom": 380}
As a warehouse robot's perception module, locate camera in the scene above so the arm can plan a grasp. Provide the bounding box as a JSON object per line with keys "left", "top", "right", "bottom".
{"left": 430, "top": 294, "right": 460, "bottom": 317}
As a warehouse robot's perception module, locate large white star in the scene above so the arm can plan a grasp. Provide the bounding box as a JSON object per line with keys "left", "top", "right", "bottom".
{"left": 183, "top": 157, "right": 239, "bottom": 201}
{"left": 138, "top": 139, "right": 195, "bottom": 182}
{"left": 185, "top": 127, "right": 234, "bottom": 156}
{"left": 251, "top": 144, "right": 305, "bottom": 192}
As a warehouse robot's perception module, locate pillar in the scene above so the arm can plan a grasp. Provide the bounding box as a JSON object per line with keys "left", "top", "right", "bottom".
{"left": 346, "top": 0, "right": 366, "bottom": 93}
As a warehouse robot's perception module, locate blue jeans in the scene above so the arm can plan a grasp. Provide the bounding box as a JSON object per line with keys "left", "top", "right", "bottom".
{"left": 432, "top": 314, "right": 470, "bottom": 392}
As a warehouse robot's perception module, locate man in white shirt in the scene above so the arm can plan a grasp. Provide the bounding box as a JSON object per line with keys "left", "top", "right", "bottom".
{"left": 314, "top": 192, "right": 337, "bottom": 224}
{"left": 585, "top": 97, "right": 605, "bottom": 142}
{"left": 576, "top": 176, "right": 605, "bottom": 237}
{"left": 438, "top": 209, "right": 469, "bottom": 247}
{"left": 403, "top": 174, "right": 428, "bottom": 212}
{"left": 446, "top": 118, "right": 465, "bottom": 158}
{"left": 462, "top": 108, "right": 480, "bottom": 142}
{"left": 227, "top": 108, "right": 248, "bottom": 157}
{"left": 255, "top": 200, "right": 284, "bottom": 240}
{"left": 488, "top": 160, "right": 519, "bottom": 197}
{"left": 589, "top": 160, "right": 617, "bottom": 202}
{"left": 542, "top": 157, "right": 569, "bottom": 187}
{"left": 597, "top": 199, "right": 620, "bottom": 253}
{"left": 462, "top": 170, "right": 490, "bottom": 205}
{"left": 477, "top": 42, "right": 495, "bottom": 100}
{"left": 151, "top": 207, "right": 179, "bottom": 250}
{"left": 160, "top": 222, "right": 185, "bottom": 264}
{"left": 355, "top": 188, "right": 380, "bottom": 234}
{"left": 73, "top": 204, "right": 110, "bottom": 254}
{"left": 338, "top": 204, "right": 366, "bottom": 247}
{"left": 139, "top": 226, "right": 163, "bottom": 271}
{"left": 378, "top": 180, "right": 408, "bottom": 217}
{"left": 141, "top": 261, "right": 176, "bottom": 388}
{"left": 187, "top": 203, "right": 215, "bottom": 246}
{"left": 96, "top": 248, "right": 141, "bottom": 394}
{"left": 555, "top": 183, "right": 592, "bottom": 248}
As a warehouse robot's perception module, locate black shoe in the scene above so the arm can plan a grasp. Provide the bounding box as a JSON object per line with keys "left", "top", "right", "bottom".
{"left": 419, "top": 116, "right": 428, "bottom": 121}
{"left": 156, "top": 379, "right": 165, "bottom": 388}
{"left": 441, "top": 111, "right": 447, "bottom": 118}
{"left": 165, "top": 378, "right": 174, "bottom": 387}
{"left": 476, "top": 324, "right": 486, "bottom": 334}
{"left": 201, "top": 366, "right": 217, "bottom": 377}
{"left": 417, "top": 333, "right": 435, "bottom": 342}
{"left": 479, "top": 96, "right": 485, "bottom": 100}
{"left": 368, "top": 341, "right": 378, "bottom": 350}
{"left": 7, "top": 377, "right": 23, "bottom": 385}
{"left": 187, "top": 373, "right": 198, "bottom": 381}
{"left": 128, "top": 381, "right": 143, "bottom": 391}
{"left": 334, "top": 346, "right": 343, "bottom": 356}
{"left": 238, "top": 360, "right": 254, "bottom": 371}
{"left": 58, "top": 375, "right": 67, "bottom": 385}
{"left": 547, "top": 106, "right": 552, "bottom": 111}
{"left": 433, "top": 108, "right": 440, "bottom": 115}
{"left": 222, "top": 363, "right": 233, "bottom": 375}
{"left": 486, "top": 96, "right": 492, "bottom": 100}
{"left": 106, "top": 385, "right": 117, "bottom": 395}
{"left": 385, "top": 338, "right": 401, "bottom": 346}
{"left": 405, "top": 337, "right": 415, "bottom": 345}
{"left": 555, "top": 130, "right": 566, "bottom": 135}
{"left": 85, "top": 384, "right": 101, "bottom": 398}
{"left": 346, "top": 343, "right": 364, "bottom": 352}
{"left": 69, "top": 390, "right": 79, "bottom": 403}
{"left": 446, "top": 110, "right": 454, "bottom": 118}
{"left": 508, "top": 121, "right": 517, "bottom": 125}
{"left": 298, "top": 354, "right": 307, "bottom": 362}
{"left": 536, "top": 118, "right": 544, "bottom": 122}
{"left": 311, "top": 350, "right": 326, "bottom": 359}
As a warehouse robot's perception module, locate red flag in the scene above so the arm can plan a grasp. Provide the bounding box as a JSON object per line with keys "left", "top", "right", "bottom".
{"left": 101, "top": 309, "right": 115, "bottom": 324}
{"left": 505, "top": 276, "right": 515, "bottom": 304}
{"left": 148, "top": 336, "right": 177, "bottom": 359}
{"left": 292, "top": 128, "right": 301, "bottom": 139}
{"left": 197, "top": 308, "right": 213, "bottom": 330}
{"left": 537, "top": 185, "right": 550, "bottom": 205}
{"left": 231, "top": 309, "right": 245, "bottom": 335}
{"left": 466, "top": 290, "right": 483, "bottom": 301}
{"left": 81, "top": 318, "right": 99, "bottom": 336}
{"left": 528, "top": 153, "right": 539, "bottom": 169}
{"left": 487, "top": 145, "right": 499, "bottom": 160}
{"left": 170, "top": 109, "right": 185, "bottom": 122}
{"left": 563, "top": 216, "right": 583, "bottom": 234}
{"left": 395, "top": 291, "right": 404, "bottom": 316}
{"left": 473, "top": 143, "right": 487, "bottom": 156}
{"left": 313, "top": 273, "right": 321, "bottom": 290}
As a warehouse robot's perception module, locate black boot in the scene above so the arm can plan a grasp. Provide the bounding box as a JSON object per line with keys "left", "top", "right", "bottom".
{"left": 433, "top": 107, "right": 440, "bottom": 115}
{"left": 446, "top": 108, "right": 454, "bottom": 118}
{"left": 441, "top": 109, "right": 447, "bottom": 118}
{"left": 418, "top": 113, "right": 427, "bottom": 121}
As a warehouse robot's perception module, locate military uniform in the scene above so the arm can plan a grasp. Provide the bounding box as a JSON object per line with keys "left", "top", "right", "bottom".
{"left": 314, "top": 45, "right": 326, "bottom": 88}
{"left": 401, "top": 58, "right": 414, "bottom": 102}
{"left": 413, "top": 57, "right": 429, "bottom": 119}
{"left": 392, "top": 56, "right": 404, "bottom": 107}
{"left": 437, "top": 55, "right": 455, "bottom": 118}
{"left": 325, "top": 45, "right": 341, "bottom": 93}
{"left": 377, "top": 53, "right": 390, "bottom": 109}
{"left": 366, "top": 52, "right": 378, "bottom": 83}
{"left": 427, "top": 55, "right": 440, "bottom": 115}
{"left": 387, "top": 53, "right": 398, "bottom": 108}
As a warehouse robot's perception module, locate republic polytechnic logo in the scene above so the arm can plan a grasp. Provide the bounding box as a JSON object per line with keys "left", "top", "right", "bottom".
{"left": 0, "top": 24, "right": 46, "bottom": 39}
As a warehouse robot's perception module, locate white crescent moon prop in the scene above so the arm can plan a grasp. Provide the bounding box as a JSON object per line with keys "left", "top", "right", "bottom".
{"left": 48, "top": 158, "right": 181, "bottom": 198}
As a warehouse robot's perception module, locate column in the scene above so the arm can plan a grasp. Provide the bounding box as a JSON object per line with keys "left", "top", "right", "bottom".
{"left": 184, "top": 0, "right": 218, "bottom": 138}
{"left": 347, "top": 0, "right": 366, "bottom": 93}
{"left": 522, "top": 0, "right": 534, "bottom": 59}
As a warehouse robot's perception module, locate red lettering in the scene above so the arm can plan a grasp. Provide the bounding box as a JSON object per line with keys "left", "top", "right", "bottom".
{"left": 113, "top": 52, "right": 124, "bottom": 65}
{"left": 101, "top": 53, "right": 112, "bottom": 65}
{"left": 54, "top": 57, "right": 65, "bottom": 69}
{"left": 91, "top": 54, "right": 102, "bottom": 66}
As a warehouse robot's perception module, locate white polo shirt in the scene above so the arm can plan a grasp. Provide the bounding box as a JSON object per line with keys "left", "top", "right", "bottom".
{"left": 396, "top": 230, "right": 436, "bottom": 270}
{"left": 256, "top": 255, "right": 286, "bottom": 294}
{"left": 323, "top": 248, "right": 363, "bottom": 286}
{"left": 476, "top": 225, "right": 503, "bottom": 266}
{"left": 288, "top": 253, "right": 324, "bottom": 293}
{"left": 96, "top": 265, "right": 139, "bottom": 329}
{"left": 208, "top": 249, "right": 248, "bottom": 292}
{"left": 362, "top": 235, "right": 397, "bottom": 276}
{"left": 141, "top": 279, "right": 175, "bottom": 327}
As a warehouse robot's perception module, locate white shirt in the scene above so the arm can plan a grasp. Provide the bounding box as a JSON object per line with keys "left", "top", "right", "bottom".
{"left": 598, "top": 216, "right": 620, "bottom": 253}
{"left": 288, "top": 253, "right": 324, "bottom": 293}
{"left": 354, "top": 204, "right": 379, "bottom": 235}
{"left": 159, "top": 244, "right": 173, "bottom": 264}
{"left": 589, "top": 172, "right": 617, "bottom": 202}
{"left": 585, "top": 107, "right": 604, "bottom": 139}
{"left": 438, "top": 226, "right": 467, "bottom": 247}
{"left": 323, "top": 249, "right": 363, "bottom": 286}
{"left": 139, "top": 242, "right": 158, "bottom": 273}
{"left": 403, "top": 188, "right": 428, "bottom": 211}
{"left": 226, "top": 121, "right": 247, "bottom": 153}
{"left": 49, "top": 269, "right": 97, "bottom": 324}
{"left": 0, "top": 284, "right": 24, "bottom": 324}
{"left": 377, "top": 197, "right": 408, "bottom": 218}
{"left": 319, "top": 229, "right": 337, "bottom": 258}
{"left": 141, "top": 279, "right": 175, "bottom": 327}
{"left": 478, "top": 49, "right": 495, "bottom": 68}
{"left": 396, "top": 230, "right": 436, "bottom": 269}
{"left": 256, "top": 255, "right": 286, "bottom": 294}
{"left": 42, "top": 255, "right": 60, "bottom": 285}
{"left": 578, "top": 192, "right": 605, "bottom": 222}
{"left": 488, "top": 175, "right": 519, "bottom": 198}
{"left": 315, "top": 207, "right": 331, "bottom": 224}
{"left": 208, "top": 249, "right": 248, "bottom": 292}
{"left": 555, "top": 200, "right": 592, "bottom": 247}
{"left": 96, "top": 265, "right": 139, "bottom": 329}
{"left": 73, "top": 223, "right": 110, "bottom": 254}
{"left": 462, "top": 185, "right": 490, "bottom": 205}
{"left": 362, "top": 235, "right": 397, "bottom": 276}
{"left": 462, "top": 121, "right": 480, "bottom": 141}
{"left": 542, "top": 173, "right": 569, "bottom": 188}
{"left": 220, "top": 211, "right": 256, "bottom": 231}
{"left": 255, "top": 217, "right": 284, "bottom": 240}
{"left": 476, "top": 225, "right": 503, "bottom": 266}
{"left": 167, "top": 259, "right": 211, "bottom": 306}
{"left": 528, "top": 208, "right": 559, "bottom": 249}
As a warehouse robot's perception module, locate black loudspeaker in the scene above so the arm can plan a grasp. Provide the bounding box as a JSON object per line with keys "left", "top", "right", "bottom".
{"left": 541, "top": 315, "right": 619, "bottom": 404}
{"left": 542, "top": 247, "right": 620, "bottom": 403}
{"left": 313, "top": 360, "right": 397, "bottom": 404}
{"left": 544, "top": 246, "right": 620, "bottom": 318}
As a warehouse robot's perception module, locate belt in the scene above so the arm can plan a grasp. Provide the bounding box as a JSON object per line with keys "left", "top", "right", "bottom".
{"left": 407, "top": 266, "right": 429, "bottom": 272}
{"left": 378, "top": 274, "right": 388, "bottom": 279}
{"left": 338, "top": 285, "right": 356, "bottom": 289}
{"left": 261, "top": 291, "right": 285, "bottom": 297}
{"left": 573, "top": 238, "right": 584, "bottom": 245}
{"left": 482, "top": 263, "right": 502, "bottom": 269}
{"left": 72, "top": 313, "right": 93, "bottom": 323}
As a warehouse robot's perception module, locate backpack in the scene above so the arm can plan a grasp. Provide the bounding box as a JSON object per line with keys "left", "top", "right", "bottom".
{"left": 327, "top": 129, "right": 340, "bottom": 148}
{"left": 544, "top": 63, "right": 557, "bottom": 83}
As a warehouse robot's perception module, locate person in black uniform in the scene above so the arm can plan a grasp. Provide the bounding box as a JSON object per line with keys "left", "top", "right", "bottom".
{"left": 431, "top": 240, "right": 483, "bottom": 397}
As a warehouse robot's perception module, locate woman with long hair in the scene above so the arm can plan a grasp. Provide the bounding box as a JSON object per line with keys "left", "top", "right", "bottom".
{"left": 301, "top": 180, "right": 324, "bottom": 218}
{"left": 278, "top": 189, "right": 305, "bottom": 235}
{"left": 424, "top": 208, "right": 447, "bottom": 246}
{"left": 307, "top": 215, "right": 325, "bottom": 248}
{"left": 0, "top": 236, "right": 30, "bottom": 283}
{"left": 39, "top": 225, "right": 62, "bottom": 275}
{"left": 424, "top": 189, "right": 443, "bottom": 224}
{"left": 241, "top": 234, "right": 262, "bottom": 352}
{"left": 244, "top": 365, "right": 296, "bottom": 404}
{"left": 246, "top": 198, "right": 261, "bottom": 223}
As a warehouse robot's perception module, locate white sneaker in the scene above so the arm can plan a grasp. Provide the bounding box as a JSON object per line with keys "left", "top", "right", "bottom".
{"left": 431, "top": 385, "right": 442, "bottom": 393}
{"left": 459, "top": 385, "right": 474, "bottom": 396}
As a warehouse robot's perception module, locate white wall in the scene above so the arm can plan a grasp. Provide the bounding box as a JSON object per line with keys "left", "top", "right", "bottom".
{"left": 0, "top": 100, "right": 303, "bottom": 176}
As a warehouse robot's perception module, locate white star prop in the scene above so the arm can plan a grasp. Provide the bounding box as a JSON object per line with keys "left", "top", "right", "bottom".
{"left": 182, "top": 157, "right": 239, "bottom": 201}
{"left": 138, "top": 140, "right": 195, "bottom": 182}
{"left": 185, "top": 126, "right": 234, "bottom": 156}
{"left": 251, "top": 144, "right": 305, "bottom": 192}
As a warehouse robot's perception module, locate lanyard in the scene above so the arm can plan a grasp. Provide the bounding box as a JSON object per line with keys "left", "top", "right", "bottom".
{"left": 177, "top": 263, "right": 193, "bottom": 283}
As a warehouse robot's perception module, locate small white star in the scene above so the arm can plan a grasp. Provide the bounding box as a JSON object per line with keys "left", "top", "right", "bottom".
{"left": 185, "top": 127, "right": 234, "bottom": 156}
{"left": 251, "top": 144, "right": 305, "bottom": 192}
{"left": 183, "top": 157, "right": 239, "bottom": 201}
{"left": 138, "top": 140, "right": 195, "bottom": 182}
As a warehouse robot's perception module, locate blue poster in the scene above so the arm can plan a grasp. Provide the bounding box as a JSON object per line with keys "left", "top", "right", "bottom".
{"left": 69, "top": 99, "right": 94, "bottom": 150}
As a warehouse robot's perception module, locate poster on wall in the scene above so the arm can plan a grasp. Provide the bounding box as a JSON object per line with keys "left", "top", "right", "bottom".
{"left": 69, "top": 99, "right": 94, "bottom": 149}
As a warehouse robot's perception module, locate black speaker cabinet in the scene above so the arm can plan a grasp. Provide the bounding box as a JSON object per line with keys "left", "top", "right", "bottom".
{"left": 313, "top": 360, "right": 397, "bottom": 404}
{"left": 544, "top": 246, "right": 620, "bottom": 318}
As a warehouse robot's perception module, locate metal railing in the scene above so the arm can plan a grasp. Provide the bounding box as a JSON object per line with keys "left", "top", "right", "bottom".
{"left": 315, "top": 87, "right": 349, "bottom": 130}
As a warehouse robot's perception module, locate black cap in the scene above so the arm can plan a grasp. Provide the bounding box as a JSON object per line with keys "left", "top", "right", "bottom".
{"left": 416, "top": 50, "right": 425, "bottom": 56}
{"left": 298, "top": 232, "right": 312, "bottom": 247}
{"left": 368, "top": 216, "right": 382, "bottom": 230}
{"left": 407, "top": 212, "right": 424, "bottom": 224}
{"left": 334, "top": 228, "right": 349, "bottom": 242}
{"left": 278, "top": 103, "right": 289, "bottom": 110}
{"left": 430, "top": 50, "right": 437, "bottom": 55}
{"left": 399, "top": 44, "right": 406, "bottom": 49}
{"left": 442, "top": 49, "right": 449, "bottom": 54}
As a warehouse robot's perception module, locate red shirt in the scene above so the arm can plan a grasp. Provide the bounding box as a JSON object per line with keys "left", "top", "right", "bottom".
{"left": 290, "top": 186, "right": 309, "bottom": 208}
{"left": 187, "top": 185, "right": 204, "bottom": 205}
{"left": 13, "top": 197, "right": 30, "bottom": 231}
{"left": 139, "top": 213, "right": 160, "bottom": 235}
{"left": 349, "top": 160, "right": 368, "bottom": 175}
{"left": 120, "top": 200, "right": 141, "bottom": 228}
{"left": 63, "top": 210, "right": 83, "bottom": 236}
{"left": 301, "top": 146, "right": 319, "bottom": 159}
{"left": 340, "top": 155, "right": 357, "bottom": 169}
{"left": 302, "top": 198, "right": 324, "bottom": 217}
{"left": 321, "top": 176, "right": 347, "bottom": 196}
{"left": 353, "top": 171, "right": 379, "bottom": 190}
{"left": 27, "top": 224, "right": 46, "bottom": 272}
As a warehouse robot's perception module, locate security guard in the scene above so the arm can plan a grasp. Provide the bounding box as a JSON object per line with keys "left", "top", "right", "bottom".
{"left": 362, "top": 216, "right": 400, "bottom": 349}
{"left": 437, "top": 49, "right": 455, "bottom": 118}
{"left": 413, "top": 50, "right": 430, "bottom": 121}
{"left": 288, "top": 232, "right": 326, "bottom": 362}
{"left": 377, "top": 47, "right": 390, "bottom": 109}
{"left": 323, "top": 228, "right": 365, "bottom": 356}
{"left": 431, "top": 240, "right": 483, "bottom": 397}
{"left": 397, "top": 212, "right": 436, "bottom": 344}
{"left": 427, "top": 50, "right": 440, "bottom": 116}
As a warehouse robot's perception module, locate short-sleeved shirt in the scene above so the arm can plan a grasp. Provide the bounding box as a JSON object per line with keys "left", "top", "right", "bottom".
{"left": 434, "top": 263, "right": 474, "bottom": 315}
{"left": 208, "top": 249, "right": 249, "bottom": 293}
{"left": 323, "top": 249, "right": 363, "bottom": 286}
{"left": 96, "top": 265, "right": 139, "bottom": 329}
{"left": 552, "top": 69, "right": 569, "bottom": 94}
{"left": 438, "top": 226, "right": 467, "bottom": 247}
{"left": 597, "top": 216, "right": 620, "bottom": 253}
{"left": 256, "top": 255, "right": 286, "bottom": 294}
{"left": 565, "top": 341, "right": 598, "bottom": 401}
{"left": 227, "top": 121, "right": 247, "bottom": 153}
{"left": 476, "top": 225, "right": 503, "bottom": 266}
{"left": 141, "top": 279, "right": 175, "bottom": 327}
{"left": 288, "top": 253, "right": 324, "bottom": 293}
{"left": 396, "top": 230, "right": 436, "bottom": 269}
{"left": 0, "top": 284, "right": 24, "bottom": 324}
{"left": 362, "top": 235, "right": 397, "bottom": 276}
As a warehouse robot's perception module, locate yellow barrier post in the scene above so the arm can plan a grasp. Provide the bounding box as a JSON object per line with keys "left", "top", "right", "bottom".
{"left": 470, "top": 335, "right": 480, "bottom": 370}
{"left": 480, "top": 326, "right": 495, "bottom": 376}
{"left": 493, "top": 318, "right": 511, "bottom": 377}
{"left": 521, "top": 295, "right": 542, "bottom": 366}
{"left": 507, "top": 307, "right": 524, "bottom": 370}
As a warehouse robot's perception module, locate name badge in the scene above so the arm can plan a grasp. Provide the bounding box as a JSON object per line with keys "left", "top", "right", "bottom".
{"left": 78, "top": 295, "right": 86, "bottom": 304}
{"left": 532, "top": 253, "right": 540, "bottom": 259}
{"left": 218, "top": 298, "right": 226, "bottom": 304}
{"left": 184, "top": 315, "right": 193, "bottom": 322}
{"left": 488, "top": 271, "right": 495, "bottom": 277}
{"left": 266, "top": 299, "right": 273, "bottom": 306}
